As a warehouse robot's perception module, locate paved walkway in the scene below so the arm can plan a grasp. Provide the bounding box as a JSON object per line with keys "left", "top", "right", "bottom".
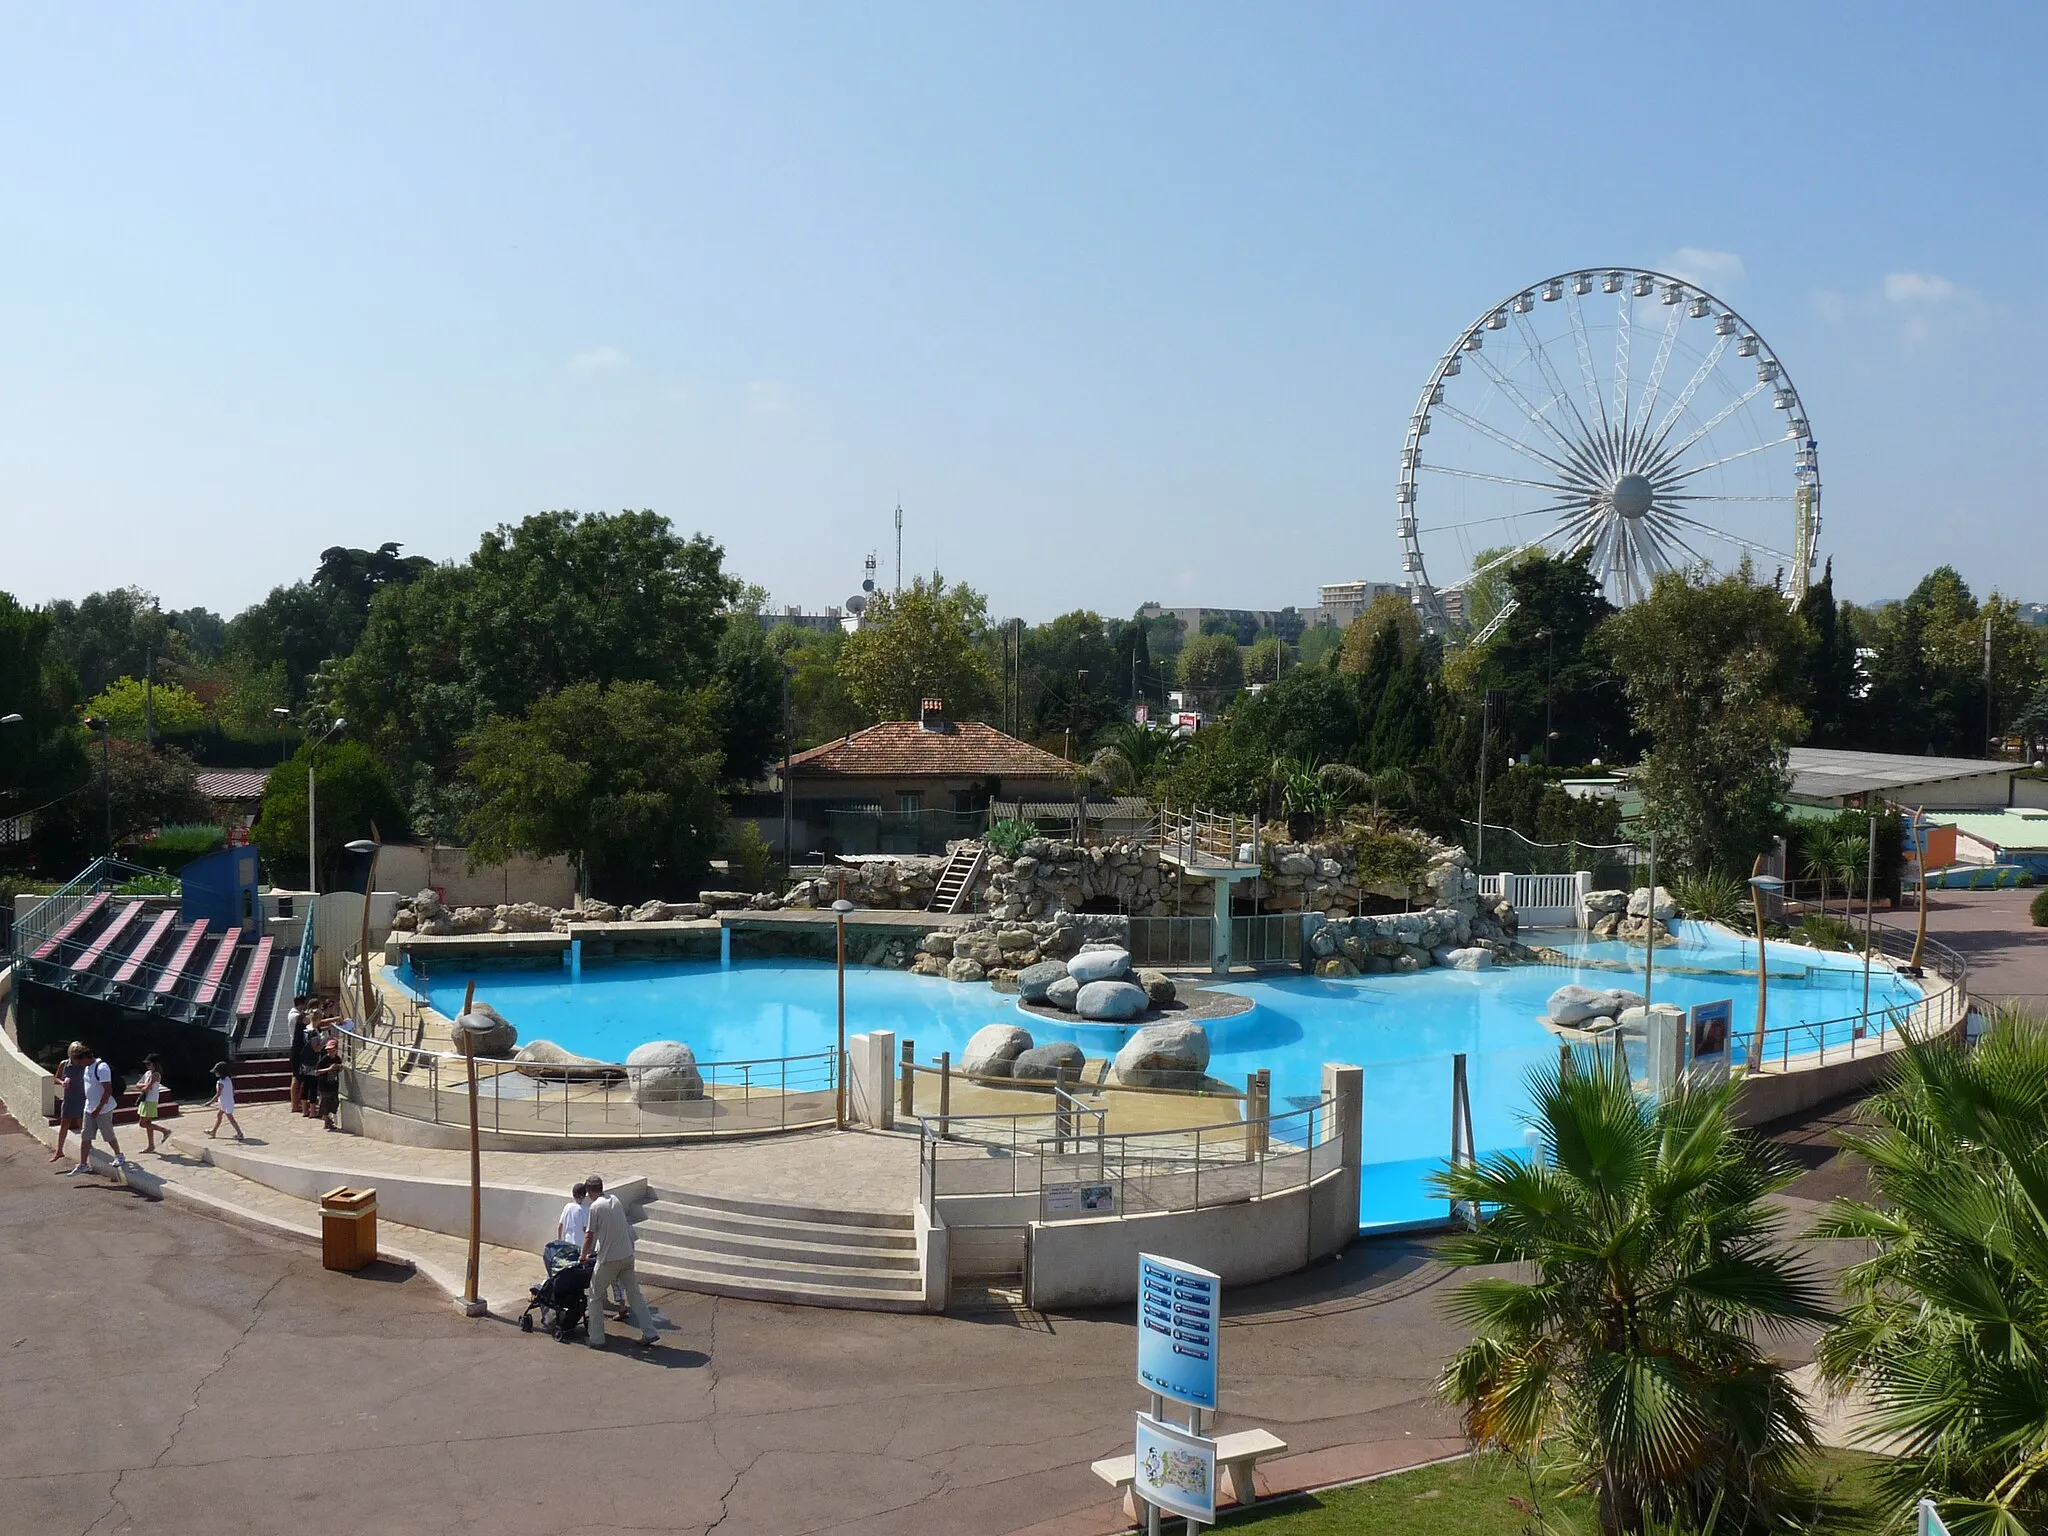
{"left": 0, "top": 1104, "right": 1467, "bottom": 1536}
{"left": 1916, "top": 886, "right": 2048, "bottom": 1008}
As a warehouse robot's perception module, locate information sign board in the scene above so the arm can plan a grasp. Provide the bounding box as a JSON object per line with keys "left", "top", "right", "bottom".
{"left": 1688, "top": 998, "right": 1733, "bottom": 1084}
{"left": 1134, "top": 1412, "right": 1217, "bottom": 1525}
{"left": 1137, "top": 1253, "right": 1220, "bottom": 1410}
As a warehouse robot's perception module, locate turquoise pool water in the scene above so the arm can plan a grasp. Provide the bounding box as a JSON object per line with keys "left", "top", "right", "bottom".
{"left": 407, "top": 920, "right": 1921, "bottom": 1231}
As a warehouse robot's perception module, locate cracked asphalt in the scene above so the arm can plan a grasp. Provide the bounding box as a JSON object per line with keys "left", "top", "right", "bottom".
{"left": 0, "top": 1104, "right": 1472, "bottom": 1536}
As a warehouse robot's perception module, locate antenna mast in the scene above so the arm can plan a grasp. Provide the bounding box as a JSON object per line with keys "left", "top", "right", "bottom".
{"left": 893, "top": 504, "right": 903, "bottom": 595}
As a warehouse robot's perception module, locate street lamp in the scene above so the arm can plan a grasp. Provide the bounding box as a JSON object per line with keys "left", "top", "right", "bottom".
{"left": 833, "top": 897, "right": 854, "bottom": 1129}
{"left": 306, "top": 718, "right": 346, "bottom": 894}
{"left": 1535, "top": 628, "right": 1555, "bottom": 769}
{"left": 83, "top": 716, "right": 113, "bottom": 857}
{"left": 0, "top": 713, "right": 22, "bottom": 725}
{"left": 345, "top": 837, "right": 380, "bottom": 1025}
{"left": 272, "top": 706, "right": 291, "bottom": 764}
{"left": 1745, "top": 864, "right": 1784, "bottom": 1071}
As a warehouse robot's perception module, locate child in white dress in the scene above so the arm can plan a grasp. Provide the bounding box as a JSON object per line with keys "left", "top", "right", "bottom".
{"left": 205, "top": 1061, "right": 245, "bottom": 1140}
{"left": 136, "top": 1053, "right": 173, "bottom": 1152}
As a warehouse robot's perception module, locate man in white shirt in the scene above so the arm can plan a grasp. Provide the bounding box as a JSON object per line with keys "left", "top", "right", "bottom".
{"left": 557, "top": 1183, "right": 590, "bottom": 1250}
{"left": 578, "top": 1175, "right": 659, "bottom": 1349}
{"left": 65, "top": 1044, "right": 127, "bottom": 1182}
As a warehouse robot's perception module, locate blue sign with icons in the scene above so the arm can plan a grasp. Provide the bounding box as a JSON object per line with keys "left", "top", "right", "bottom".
{"left": 1137, "top": 1253, "right": 1220, "bottom": 1410}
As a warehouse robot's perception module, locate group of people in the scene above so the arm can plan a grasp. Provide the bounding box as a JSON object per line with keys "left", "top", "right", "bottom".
{"left": 288, "top": 995, "right": 343, "bottom": 1130}
{"left": 553, "top": 1177, "right": 661, "bottom": 1350}
{"left": 50, "top": 1042, "right": 246, "bottom": 1180}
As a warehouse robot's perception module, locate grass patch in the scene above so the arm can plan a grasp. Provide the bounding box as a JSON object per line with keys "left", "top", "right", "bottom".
{"left": 1213, "top": 1449, "right": 1892, "bottom": 1536}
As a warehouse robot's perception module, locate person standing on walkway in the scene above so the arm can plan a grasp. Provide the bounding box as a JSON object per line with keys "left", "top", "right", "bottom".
{"left": 135, "top": 1054, "right": 173, "bottom": 1153}
{"left": 49, "top": 1046, "right": 85, "bottom": 1164}
{"left": 579, "top": 1175, "right": 658, "bottom": 1350}
{"left": 65, "top": 1044, "right": 127, "bottom": 1181}
{"left": 204, "top": 1061, "right": 245, "bottom": 1141}
{"left": 287, "top": 998, "right": 309, "bottom": 1114}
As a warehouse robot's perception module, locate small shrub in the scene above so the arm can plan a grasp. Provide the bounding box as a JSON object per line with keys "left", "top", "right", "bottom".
{"left": 720, "top": 820, "right": 778, "bottom": 893}
{"left": 1797, "top": 912, "right": 1859, "bottom": 951}
{"left": 984, "top": 818, "right": 1030, "bottom": 859}
{"left": 2032, "top": 887, "right": 2048, "bottom": 927}
{"left": 1348, "top": 827, "right": 1432, "bottom": 887}
{"left": 1672, "top": 870, "right": 1746, "bottom": 927}
{"left": 129, "top": 821, "right": 226, "bottom": 874}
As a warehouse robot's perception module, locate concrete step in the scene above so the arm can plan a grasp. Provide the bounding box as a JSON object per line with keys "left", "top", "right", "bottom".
{"left": 638, "top": 1198, "right": 915, "bottom": 1252}
{"left": 633, "top": 1233, "right": 921, "bottom": 1291}
{"left": 633, "top": 1218, "right": 920, "bottom": 1273}
{"left": 632, "top": 1250, "right": 928, "bottom": 1312}
{"left": 642, "top": 1185, "right": 912, "bottom": 1231}
{"left": 50, "top": 1102, "right": 183, "bottom": 1128}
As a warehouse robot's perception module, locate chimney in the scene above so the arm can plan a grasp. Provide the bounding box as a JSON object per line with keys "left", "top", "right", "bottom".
{"left": 919, "top": 698, "right": 947, "bottom": 732}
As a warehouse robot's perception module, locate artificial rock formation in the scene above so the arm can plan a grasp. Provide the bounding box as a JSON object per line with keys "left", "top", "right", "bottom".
{"left": 625, "top": 1040, "right": 704, "bottom": 1103}
{"left": 1112, "top": 1022, "right": 1211, "bottom": 1087}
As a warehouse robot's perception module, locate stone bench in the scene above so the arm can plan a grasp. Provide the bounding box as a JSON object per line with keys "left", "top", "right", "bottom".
{"left": 1091, "top": 1427, "right": 1288, "bottom": 1515}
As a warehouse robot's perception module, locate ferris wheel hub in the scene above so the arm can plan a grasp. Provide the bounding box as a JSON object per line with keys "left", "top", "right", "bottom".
{"left": 1611, "top": 474, "right": 1654, "bottom": 520}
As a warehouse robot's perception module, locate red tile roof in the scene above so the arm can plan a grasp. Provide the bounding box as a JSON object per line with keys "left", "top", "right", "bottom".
{"left": 785, "top": 720, "right": 1077, "bottom": 781}
{"left": 198, "top": 771, "right": 269, "bottom": 800}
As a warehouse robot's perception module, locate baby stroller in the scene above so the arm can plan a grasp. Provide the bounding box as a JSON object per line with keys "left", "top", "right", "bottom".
{"left": 521, "top": 1245, "right": 592, "bottom": 1340}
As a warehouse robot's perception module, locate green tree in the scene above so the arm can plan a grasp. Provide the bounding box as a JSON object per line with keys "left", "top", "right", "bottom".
{"left": 462, "top": 681, "right": 725, "bottom": 899}
{"left": 837, "top": 573, "right": 997, "bottom": 722}
{"left": 252, "top": 740, "right": 408, "bottom": 889}
{"left": 34, "top": 737, "right": 210, "bottom": 866}
{"left": 1434, "top": 1060, "right": 1826, "bottom": 1535}
{"left": 1863, "top": 569, "right": 2044, "bottom": 756}
{"left": 1087, "top": 722, "right": 1188, "bottom": 797}
{"left": 1796, "top": 559, "right": 1860, "bottom": 748}
{"left": 710, "top": 615, "right": 787, "bottom": 787}
{"left": 1814, "top": 1014, "right": 2048, "bottom": 1536}
{"left": 45, "top": 587, "right": 190, "bottom": 698}
{"left": 768, "top": 625, "right": 868, "bottom": 747}
{"left": 1601, "top": 568, "right": 1808, "bottom": 877}
{"left": 0, "top": 592, "right": 87, "bottom": 829}
{"left": 1477, "top": 549, "right": 1634, "bottom": 767}
{"left": 223, "top": 578, "right": 365, "bottom": 706}
{"left": 1338, "top": 594, "right": 1420, "bottom": 674}
{"left": 1177, "top": 632, "right": 1243, "bottom": 707}
{"left": 1368, "top": 640, "right": 1436, "bottom": 774}
{"left": 1015, "top": 610, "right": 1122, "bottom": 740}
{"left": 1245, "top": 635, "right": 1285, "bottom": 684}
{"left": 1296, "top": 621, "right": 1343, "bottom": 669}
{"left": 82, "top": 676, "right": 208, "bottom": 736}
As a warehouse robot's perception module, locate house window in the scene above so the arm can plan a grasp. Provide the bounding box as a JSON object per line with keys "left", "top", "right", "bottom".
{"left": 897, "top": 792, "right": 923, "bottom": 823}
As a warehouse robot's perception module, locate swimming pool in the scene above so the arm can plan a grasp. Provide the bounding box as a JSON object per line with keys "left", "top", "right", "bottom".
{"left": 406, "top": 920, "right": 1921, "bottom": 1230}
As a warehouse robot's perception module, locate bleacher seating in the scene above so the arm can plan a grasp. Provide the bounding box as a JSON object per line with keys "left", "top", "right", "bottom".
{"left": 152, "top": 919, "right": 210, "bottom": 995}
{"left": 192, "top": 933, "right": 240, "bottom": 1010}
{"left": 71, "top": 901, "right": 143, "bottom": 972}
{"left": 32, "top": 891, "right": 109, "bottom": 961}
{"left": 234, "top": 936, "right": 276, "bottom": 1024}
{"left": 112, "top": 910, "right": 177, "bottom": 986}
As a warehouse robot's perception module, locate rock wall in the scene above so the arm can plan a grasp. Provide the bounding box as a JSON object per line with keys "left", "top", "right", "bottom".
{"left": 1303, "top": 900, "right": 1536, "bottom": 977}
{"left": 780, "top": 855, "right": 951, "bottom": 911}
{"left": 984, "top": 839, "right": 1188, "bottom": 919}
{"left": 1248, "top": 835, "right": 1483, "bottom": 917}
{"left": 909, "top": 913, "right": 1129, "bottom": 986}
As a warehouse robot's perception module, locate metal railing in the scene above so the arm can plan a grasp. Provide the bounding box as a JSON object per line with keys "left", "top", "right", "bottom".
{"left": 1151, "top": 806, "right": 1263, "bottom": 869}
{"left": 1127, "top": 915, "right": 1211, "bottom": 968}
{"left": 291, "top": 895, "right": 318, "bottom": 1001}
{"left": 919, "top": 1092, "right": 1342, "bottom": 1220}
{"left": 332, "top": 962, "right": 840, "bottom": 1140}
{"left": 1231, "top": 911, "right": 1305, "bottom": 968}
{"left": 1479, "top": 871, "right": 1590, "bottom": 914}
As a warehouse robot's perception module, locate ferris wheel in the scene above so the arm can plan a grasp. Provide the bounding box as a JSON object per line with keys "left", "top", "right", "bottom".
{"left": 1395, "top": 268, "right": 1821, "bottom": 641}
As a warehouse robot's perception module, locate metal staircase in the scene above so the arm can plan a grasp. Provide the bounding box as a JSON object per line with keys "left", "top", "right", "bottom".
{"left": 926, "top": 844, "right": 986, "bottom": 913}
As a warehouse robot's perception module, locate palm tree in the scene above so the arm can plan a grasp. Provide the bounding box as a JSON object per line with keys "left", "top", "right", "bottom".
{"left": 1088, "top": 722, "right": 1186, "bottom": 798}
{"left": 1830, "top": 829, "right": 1871, "bottom": 915}
{"left": 1812, "top": 1011, "right": 2048, "bottom": 1536}
{"left": 1800, "top": 822, "right": 1846, "bottom": 915}
{"left": 1433, "top": 1060, "right": 1828, "bottom": 1535}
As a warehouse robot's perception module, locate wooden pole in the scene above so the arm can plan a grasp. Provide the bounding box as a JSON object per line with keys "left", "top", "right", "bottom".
{"left": 1747, "top": 853, "right": 1770, "bottom": 1073}
{"left": 1909, "top": 806, "right": 1929, "bottom": 973}
{"left": 835, "top": 913, "right": 847, "bottom": 1130}
{"left": 460, "top": 979, "right": 486, "bottom": 1316}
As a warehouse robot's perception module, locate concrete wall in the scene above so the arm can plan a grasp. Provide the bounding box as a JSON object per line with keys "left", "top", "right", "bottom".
{"left": 846, "top": 1030, "right": 895, "bottom": 1131}
{"left": 378, "top": 844, "right": 577, "bottom": 909}
{"left": 200, "top": 1135, "right": 648, "bottom": 1250}
{"left": 0, "top": 967, "right": 58, "bottom": 1123}
{"left": 311, "top": 891, "right": 400, "bottom": 989}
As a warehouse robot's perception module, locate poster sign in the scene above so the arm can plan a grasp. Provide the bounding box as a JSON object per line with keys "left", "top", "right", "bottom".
{"left": 1046, "top": 1182, "right": 1116, "bottom": 1217}
{"left": 1688, "top": 999, "right": 1733, "bottom": 1084}
{"left": 1138, "top": 1254, "right": 1220, "bottom": 1409}
{"left": 1134, "top": 1412, "right": 1217, "bottom": 1525}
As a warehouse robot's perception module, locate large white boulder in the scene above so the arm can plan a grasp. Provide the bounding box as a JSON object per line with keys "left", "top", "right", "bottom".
{"left": 1045, "top": 976, "right": 1082, "bottom": 1012}
{"left": 962, "top": 1023, "right": 1033, "bottom": 1078}
{"left": 1440, "top": 947, "right": 1494, "bottom": 971}
{"left": 626, "top": 1040, "right": 704, "bottom": 1102}
{"left": 1113, "top": 1022, "right": 1211, "bottom": 1087}
{"left": 1076, "top": 979, "right": 1148, "bottom": 1021}
{"left": 513, "top": 1039, "right": 623, "bottom": 1082}
{"left": 1628, "top": 885, "right": 1678, "bottom": 921}
{"left": 1011, "top": 1041, "right": 1086, "bottom": 1082}
{"left": 1067, "top": 946, "right": 1132, "bottom": 984}
{"left": 1016, "top": 960, "right": 1068, "bottom": 1002}
{"left": 449, "top": 1001, "right": 518, "bottom": 1058}
{"left": 1545, "top": 985, "right": 1645, "bottom": 1026}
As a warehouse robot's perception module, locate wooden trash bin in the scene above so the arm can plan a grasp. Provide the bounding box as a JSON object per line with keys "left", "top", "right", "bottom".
{"left": 320, "top": 1186, "right": 378, "bottom": 1271}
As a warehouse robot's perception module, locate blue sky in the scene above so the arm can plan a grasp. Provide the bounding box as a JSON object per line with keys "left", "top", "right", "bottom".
{"left": 3, "top": 4, "right": 2042, "bottom": 623}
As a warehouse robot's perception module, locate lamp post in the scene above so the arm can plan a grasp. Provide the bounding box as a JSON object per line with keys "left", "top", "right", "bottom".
{"left": 83, "top": 716, "right": 113, "bottom": 857}
{"left": 780, "top": 664, "right": 794, "bottom": 888}
{"left": 345, "top": 837, "right": 380, "bottom": 1026}
{"left": 272, "top": 706, "right": 291, "bottom": 764}
{"left": 1535, "top": 628, "right": 1555, "bottom": 769}
{"left": 833, "top": 897, "right": 854, "bottom": 1129}
{"left": 1746, "top": 863, "right": 1784, "bottom": 1072}
{"left": 306, "top": 717, "right": 346, "bottom": 894}
{"left": 1860, "top": 809, "right": 1877, "bottom": 1037}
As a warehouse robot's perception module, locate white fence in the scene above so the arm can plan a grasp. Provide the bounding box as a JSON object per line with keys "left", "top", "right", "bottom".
{"left": 1479, "top": 871, "right": 1593, "bottom": 928}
